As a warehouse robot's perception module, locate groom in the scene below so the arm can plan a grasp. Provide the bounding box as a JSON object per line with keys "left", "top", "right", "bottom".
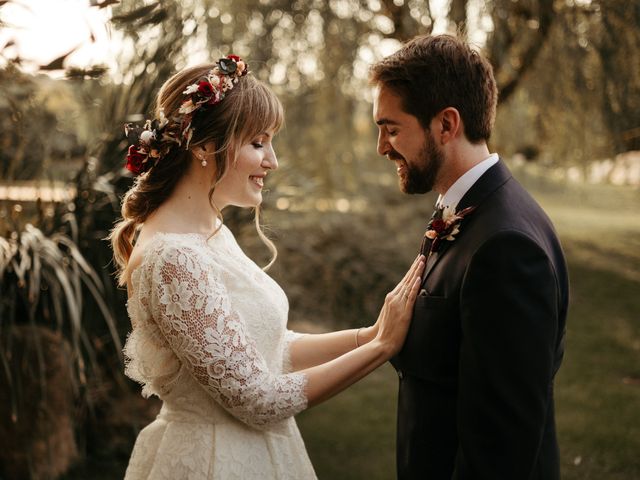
{"left": 370, "top": 35, "right": 569, "bottom": 479}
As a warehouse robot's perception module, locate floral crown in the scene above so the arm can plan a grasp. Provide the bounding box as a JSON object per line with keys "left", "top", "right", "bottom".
{"left": 123, "top": 55, "right": 249, "bottom": 175}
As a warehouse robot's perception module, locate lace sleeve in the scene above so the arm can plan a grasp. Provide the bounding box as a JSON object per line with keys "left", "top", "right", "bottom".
{"left": 282, "top": 330, "right": 306, "bottom": 373}
{"left": 148, "top": 244, "right": 308, "bottom": 429}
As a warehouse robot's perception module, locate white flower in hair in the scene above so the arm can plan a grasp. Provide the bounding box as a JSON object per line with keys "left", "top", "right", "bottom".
{"left": 179, "top": 99, "right": 197, "bottom": 114}
{"left": 139, "top": 130, "right": 156, "bottom": 144}
{"left": 210, "top": 75, "right": 221, "bottom": 87}
{"left": 183, "top": 84, "right": 199, "bottom": 95}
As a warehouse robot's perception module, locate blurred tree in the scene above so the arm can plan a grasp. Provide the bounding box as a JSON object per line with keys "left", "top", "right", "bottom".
{"left": 0, "top": 67, "right": 62, "bottom": 180}
{"left": 98, "top": 0, "right": 568, "bottom": 191}
{"left": 449, "top": 0, "right": 469, "bottom": 39}
{"left": 591, "top": 0, "right": 640, "bottom": 152}
{"left": 494, "top": 0, "right": 640, "bottom": 164}
{"left": 485, "top": 0, "right": 555, "bottom": 103}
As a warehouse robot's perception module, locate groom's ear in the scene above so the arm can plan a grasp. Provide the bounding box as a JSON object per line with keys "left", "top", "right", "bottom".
{"left": 436, "top": 107, "right": 461, "bottom": 145}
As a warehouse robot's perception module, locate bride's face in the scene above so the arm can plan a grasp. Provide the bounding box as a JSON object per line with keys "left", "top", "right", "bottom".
{"left": 213, "top": 131, "right": 278, "bottom": 209}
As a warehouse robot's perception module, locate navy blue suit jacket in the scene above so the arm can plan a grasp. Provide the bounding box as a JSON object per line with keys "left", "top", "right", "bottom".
{"left": 392, "top": 160, "right": 569, "bottom": 479}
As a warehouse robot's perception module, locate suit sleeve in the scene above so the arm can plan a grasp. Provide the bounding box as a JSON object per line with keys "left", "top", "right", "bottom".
{"left": 454, "top": 231, "right": 559, "bottom": 479}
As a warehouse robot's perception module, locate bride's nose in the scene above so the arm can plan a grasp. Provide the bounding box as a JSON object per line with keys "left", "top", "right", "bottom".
{"left": 263, "top": 145, "right": 278, "bottom": 170}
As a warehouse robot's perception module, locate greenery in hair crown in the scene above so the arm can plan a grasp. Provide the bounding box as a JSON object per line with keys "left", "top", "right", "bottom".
{"left": 124, "top": 55, "right": 249, "bottom": 175}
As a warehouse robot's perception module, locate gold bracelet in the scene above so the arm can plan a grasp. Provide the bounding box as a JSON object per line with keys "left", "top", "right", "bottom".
{"left": 355, "top": 327, "right": 364, "bottom": 348}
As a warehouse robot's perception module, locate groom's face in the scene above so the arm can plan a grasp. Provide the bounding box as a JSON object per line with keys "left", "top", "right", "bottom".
{"left": 373, "top": 85, "right": 444, "bottom": 194}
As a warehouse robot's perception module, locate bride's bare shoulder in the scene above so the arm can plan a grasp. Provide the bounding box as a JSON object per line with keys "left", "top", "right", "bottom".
{"left": 122, "top": 227, "right": 164, "bottom": 289}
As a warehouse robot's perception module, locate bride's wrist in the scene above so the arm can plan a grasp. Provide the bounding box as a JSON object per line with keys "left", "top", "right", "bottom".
{"left": 356, "top": 326, "right": 376, "bottom": 346}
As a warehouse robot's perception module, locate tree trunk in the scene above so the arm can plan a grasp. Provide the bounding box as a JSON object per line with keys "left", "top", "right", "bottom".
{"left": 449, "top": 0, "right": 468, "bottom": 39}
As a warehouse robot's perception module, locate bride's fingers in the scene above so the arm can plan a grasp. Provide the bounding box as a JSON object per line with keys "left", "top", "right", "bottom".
{"left": 409, "top": 255, "right": 426, "bottom": 280}
{"left": 400, "top": 256, "right": 425, "bottom": 293}
{"left": 391, "top": 254, "right": 424, "bottom": 295}
{"left": 404, "top": 276, "right": 422, "bottom": 308}
{"left": 402, "top": 259, "right": 425, "bottom": 302}
{"left": 390, "top": 254, "right": 420, "bottom": 295}
{"left": 389, "top": 255, "right": 425, "bottom": 299}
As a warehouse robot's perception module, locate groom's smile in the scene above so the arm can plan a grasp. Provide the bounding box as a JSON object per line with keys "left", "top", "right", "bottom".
{"left": 373, "top": 85, "right": 444, "bottom": 194}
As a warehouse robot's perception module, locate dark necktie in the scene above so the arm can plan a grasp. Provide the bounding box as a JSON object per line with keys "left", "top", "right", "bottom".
{"left": 419, "top": 205, "right": 443, "bottom": 256}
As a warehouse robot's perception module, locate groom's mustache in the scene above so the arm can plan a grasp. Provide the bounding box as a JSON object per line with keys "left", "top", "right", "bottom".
{"left": 387, "top": 150, "right": 405, "bottom": 162}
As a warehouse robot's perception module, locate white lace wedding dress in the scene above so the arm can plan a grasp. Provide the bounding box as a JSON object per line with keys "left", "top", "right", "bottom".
{"left": 123, "top": 225, "right": 317, "bottom": 479}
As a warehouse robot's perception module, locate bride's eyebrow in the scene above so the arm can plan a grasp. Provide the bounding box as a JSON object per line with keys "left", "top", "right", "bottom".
{"left": 376, "top": 118, "right": 400, "bottom": 126}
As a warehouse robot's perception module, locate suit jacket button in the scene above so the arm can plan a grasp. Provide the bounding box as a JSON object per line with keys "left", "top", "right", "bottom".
{"left": 398, "top": 370, "right": 404, "bottom": 380}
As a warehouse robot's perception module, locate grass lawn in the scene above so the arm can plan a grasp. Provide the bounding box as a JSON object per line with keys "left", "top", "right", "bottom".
{"left": 297, "top": 177, "right": 640, "bottom": 479}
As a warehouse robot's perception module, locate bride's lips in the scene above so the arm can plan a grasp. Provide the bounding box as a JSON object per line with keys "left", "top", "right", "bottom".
{"left": 249, "top": 174, "right": 265, "bottom": 188}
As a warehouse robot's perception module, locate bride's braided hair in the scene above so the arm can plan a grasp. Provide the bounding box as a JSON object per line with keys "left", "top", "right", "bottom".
{"left": 109, "top": 59, "right": 283, "bottom": 286}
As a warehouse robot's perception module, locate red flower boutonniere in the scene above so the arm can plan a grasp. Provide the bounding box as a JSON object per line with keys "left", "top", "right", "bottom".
{"left": 424, "top": 205, "right": 476, "bottom": 256}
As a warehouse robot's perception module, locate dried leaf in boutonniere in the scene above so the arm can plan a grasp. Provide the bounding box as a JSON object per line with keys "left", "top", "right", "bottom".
{"left": 424, "top": 205, "right": 476, "bottom": 256}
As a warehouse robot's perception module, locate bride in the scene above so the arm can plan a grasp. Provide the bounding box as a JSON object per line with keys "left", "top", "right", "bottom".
{"left": 110, "top": 54, "right": 424, "bottom": 479}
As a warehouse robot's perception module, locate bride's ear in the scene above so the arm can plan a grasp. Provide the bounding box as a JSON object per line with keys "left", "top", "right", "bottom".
{"left": 192, "top": 142, "right": 216, "bottom": 161}
{"left": 200, "top": 141, "right": 217, "bottom": 155}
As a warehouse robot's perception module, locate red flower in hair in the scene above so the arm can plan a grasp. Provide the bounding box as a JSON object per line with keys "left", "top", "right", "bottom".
{"left": 125, "top": 145, "right": 147, "bottom": 175}
{"left": 227, "top": 54, "right": 240, "bottom": 62}
{"left": 197, "top": 80, "right": 214, "bottom": 96}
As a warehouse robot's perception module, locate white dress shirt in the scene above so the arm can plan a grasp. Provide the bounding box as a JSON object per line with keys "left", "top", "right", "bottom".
{"left": 436, "top": 153, "right": 499, "bottom": 210}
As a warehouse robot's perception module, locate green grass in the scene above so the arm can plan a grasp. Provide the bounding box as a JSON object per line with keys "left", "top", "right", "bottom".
{"left": 297, "top": 367, "right": 399, "bottom": 479}
{"left": 297, "top": 179, "right": 640, "bottom": 479}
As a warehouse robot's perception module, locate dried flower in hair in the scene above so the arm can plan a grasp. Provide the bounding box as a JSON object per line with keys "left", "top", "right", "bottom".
{"left": 122, "top": 54, "right": 249, "bottom": 176}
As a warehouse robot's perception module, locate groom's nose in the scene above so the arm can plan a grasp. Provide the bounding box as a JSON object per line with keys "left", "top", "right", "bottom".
{"left": 377, "top": 130, "right": 390, "bottom": 157}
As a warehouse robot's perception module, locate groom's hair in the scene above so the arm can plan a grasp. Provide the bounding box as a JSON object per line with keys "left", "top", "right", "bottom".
{"left": 369, "top": 34, "right": 497, "bottom": 143}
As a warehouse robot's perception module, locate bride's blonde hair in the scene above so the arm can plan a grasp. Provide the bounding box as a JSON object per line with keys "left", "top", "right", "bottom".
{"left": 109, "top": 64, "right": 283, "bottom": 286}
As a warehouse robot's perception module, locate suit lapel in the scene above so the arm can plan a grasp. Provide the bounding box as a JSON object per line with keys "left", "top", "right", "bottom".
{"left": 420, "top": 159, "right": 513, "bottom": 284}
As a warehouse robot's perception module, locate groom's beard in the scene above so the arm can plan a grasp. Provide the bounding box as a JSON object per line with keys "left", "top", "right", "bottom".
{"left": 399, "top": 131, "right": 444, "bottom": 194}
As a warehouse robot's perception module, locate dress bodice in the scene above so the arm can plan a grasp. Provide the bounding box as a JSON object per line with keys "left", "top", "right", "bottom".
{"left": 123, "top": 225, "right": 307, "bottom": 431}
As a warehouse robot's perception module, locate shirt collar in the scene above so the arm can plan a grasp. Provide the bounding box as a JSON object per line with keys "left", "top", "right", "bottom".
{"left": 436, "top": 153, "right": 499, "bottom": 210}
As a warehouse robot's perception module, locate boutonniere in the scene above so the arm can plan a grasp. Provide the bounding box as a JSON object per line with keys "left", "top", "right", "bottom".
{"left": 424, "top": 205, "right": 476, "bottom": 256}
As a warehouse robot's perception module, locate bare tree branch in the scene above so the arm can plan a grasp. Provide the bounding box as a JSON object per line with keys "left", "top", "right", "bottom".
{"left": 488, "top": 0, "right": 555, "bottom": 104}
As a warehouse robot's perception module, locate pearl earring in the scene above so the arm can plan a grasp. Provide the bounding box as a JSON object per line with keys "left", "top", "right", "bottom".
{"left": 201, "top": 159, "right": 207, "bottom": 167}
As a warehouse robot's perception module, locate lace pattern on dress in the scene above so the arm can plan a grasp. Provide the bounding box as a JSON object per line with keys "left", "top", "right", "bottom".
{"left": 132, "top": 241, "right": 308, "bottom": 429}
{"left": 282, "top": 330, "right": 306, "bottom": 374}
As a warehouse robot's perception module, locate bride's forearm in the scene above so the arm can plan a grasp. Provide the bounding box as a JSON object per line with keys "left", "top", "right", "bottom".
{"left": 288, "top": 326, "right": 377, "bottom": 371}
{"left": 302, "top": 338, "right": 391, "bottom": 408}
{"left": 294, "top": 253, "right": 425, "bottom": 409}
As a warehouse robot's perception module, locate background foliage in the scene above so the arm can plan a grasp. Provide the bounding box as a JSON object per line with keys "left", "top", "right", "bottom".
{"left": 0, "top": 0, "right": 638, "bottom": 478}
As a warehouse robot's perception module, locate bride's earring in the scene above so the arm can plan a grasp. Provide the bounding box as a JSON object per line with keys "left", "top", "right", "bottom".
{"left": 199, "top": 155, "right": 207, "bottom": 167}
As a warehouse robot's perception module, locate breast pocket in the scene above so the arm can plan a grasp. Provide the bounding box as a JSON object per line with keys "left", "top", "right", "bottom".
{"left": 398, "top": 295, "right": 460, "bottom": 383}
